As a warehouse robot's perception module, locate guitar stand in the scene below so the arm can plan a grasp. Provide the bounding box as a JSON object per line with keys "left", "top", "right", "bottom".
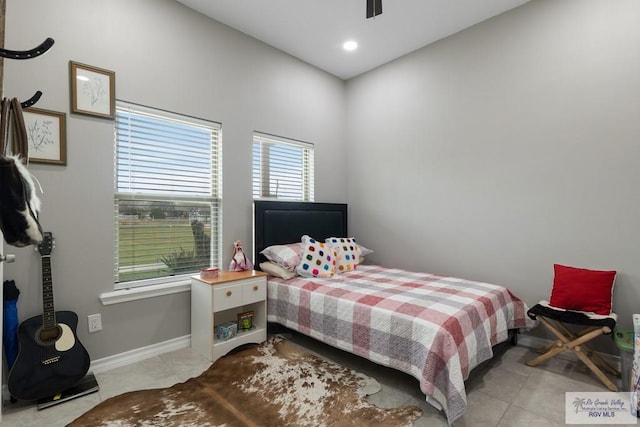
{"left": 35, "top": 372, "right": 100, "bottom": 410}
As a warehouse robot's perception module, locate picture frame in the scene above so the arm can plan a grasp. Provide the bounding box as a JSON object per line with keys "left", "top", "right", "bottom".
{"left": 237, "top": 310, "right": 254, "bottom": 331}
{"left": 22, "top": 107, "right": 67, "bottom": 165}
{"left": 70, "top": 61, "right": 115, "bottom": 119}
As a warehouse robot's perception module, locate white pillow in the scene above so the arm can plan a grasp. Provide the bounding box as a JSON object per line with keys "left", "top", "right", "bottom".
{"left": 260, "top": 243, "right": 303, "bottom": 271}
{"left": 358, "top": 244, "right": 373, "bottom": 263}
{"left": 259, "top": 262, "right": 297, "bottom": 280}
{"left": 359, "top": 244, "right": 373, "bottom": 257}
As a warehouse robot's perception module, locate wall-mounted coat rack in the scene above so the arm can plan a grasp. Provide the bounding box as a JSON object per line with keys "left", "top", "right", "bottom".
{"left": 17, "top": 90, "right": 41, "bottom": 109}
{"left": 0, "top": 37, "right": 54, "bottom": 60}
{"left": 0, "top": 37, "right": 54, "bottom": 110}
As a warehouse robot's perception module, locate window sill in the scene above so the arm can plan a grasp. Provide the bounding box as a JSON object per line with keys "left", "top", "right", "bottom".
{"left": 100, "top": 279, "right": 191, "bottom": 305}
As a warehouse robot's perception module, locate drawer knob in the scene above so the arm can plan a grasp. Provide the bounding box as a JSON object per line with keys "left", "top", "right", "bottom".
{"left": 253, "top": 285, "right": 259, "bottom": 291}
{"left": 226, "top": 291, "right": 232, "bottom": 297}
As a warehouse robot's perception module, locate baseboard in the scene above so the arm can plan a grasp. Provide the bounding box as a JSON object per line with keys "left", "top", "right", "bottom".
{"left": 95, "top": 332, "right": 621, "bottom": 373}
{"left": 517, "top": 332, "right": 621, "bottom": 368}
{"left": 90, "top": 334, "right": 191, "bottom": 374}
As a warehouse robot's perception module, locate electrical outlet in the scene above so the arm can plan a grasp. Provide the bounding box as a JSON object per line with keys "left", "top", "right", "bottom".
{"left": 88, "top": 313, "right": 102, "bottom": 333}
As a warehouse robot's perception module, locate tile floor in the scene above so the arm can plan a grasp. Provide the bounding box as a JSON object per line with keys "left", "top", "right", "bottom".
{"left": 1, "top": 332, "right": 635, "bottom": 426}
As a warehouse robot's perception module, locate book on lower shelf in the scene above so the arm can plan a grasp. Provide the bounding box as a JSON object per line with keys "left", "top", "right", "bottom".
{"left": 237, "top": 310, "right": 255, "bottom": 331}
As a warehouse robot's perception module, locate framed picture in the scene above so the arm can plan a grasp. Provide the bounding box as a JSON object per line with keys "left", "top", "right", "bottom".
{"left": 70, "top": 61, "right": 115, "bottom": 119}
{"left": 23, "top": 107, "right": 67, "bottom": 165}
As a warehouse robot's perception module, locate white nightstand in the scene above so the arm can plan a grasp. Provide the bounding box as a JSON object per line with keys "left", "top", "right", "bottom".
{"left": 190, "top": 270, "right": 267, "bottom": 362}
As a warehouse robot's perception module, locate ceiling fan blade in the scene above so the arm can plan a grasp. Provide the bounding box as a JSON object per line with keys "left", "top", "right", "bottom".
{"left": 366, "top": 0, "right": 382, "bottom": 19}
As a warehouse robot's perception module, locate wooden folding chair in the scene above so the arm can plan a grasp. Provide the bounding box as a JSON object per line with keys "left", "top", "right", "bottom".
{"left": 526, "top": 302, "right": 620, "bottom": 392}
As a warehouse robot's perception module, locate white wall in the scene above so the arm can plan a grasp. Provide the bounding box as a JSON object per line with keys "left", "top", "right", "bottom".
{"left": 346, "top": 0, "right": 640, "bottom": 350}
{"left": 3, "top": 0, "right": 346, "bottom": 359}
{"left": 5, "top": 0, "right": 638, "bottom": 360}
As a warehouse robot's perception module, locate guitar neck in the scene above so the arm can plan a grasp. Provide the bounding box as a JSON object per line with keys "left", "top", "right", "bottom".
{"left": 41, "top": 255, "right": 57, "bottom": 330}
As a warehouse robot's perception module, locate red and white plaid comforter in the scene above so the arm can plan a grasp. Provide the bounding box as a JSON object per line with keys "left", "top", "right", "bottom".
{"left": 266, "top": 265, "right": 535, "bottom": 424}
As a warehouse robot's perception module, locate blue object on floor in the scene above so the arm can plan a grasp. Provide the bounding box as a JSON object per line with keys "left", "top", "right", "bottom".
{"left": 3, "top": 280, "right": 20, "bottom": 370}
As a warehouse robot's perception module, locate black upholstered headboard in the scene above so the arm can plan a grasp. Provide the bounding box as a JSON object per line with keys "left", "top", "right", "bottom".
{"left": 253, "top": 201, "right": 348, "bottom": 267}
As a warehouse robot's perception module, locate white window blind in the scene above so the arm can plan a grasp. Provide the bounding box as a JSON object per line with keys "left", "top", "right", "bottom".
{"left": 114, "top": 102, "right": 222, "bottom": 288}
{"left": 252, "top": 132, "right": 314, "bottom": 201}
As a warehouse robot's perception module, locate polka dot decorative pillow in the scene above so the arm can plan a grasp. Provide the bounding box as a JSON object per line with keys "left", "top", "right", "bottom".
{"left": 296, "top": 235, "right": 337, "bottom": 278}
{"left": 325, "top": 237, "right": 361, "bottom": 273}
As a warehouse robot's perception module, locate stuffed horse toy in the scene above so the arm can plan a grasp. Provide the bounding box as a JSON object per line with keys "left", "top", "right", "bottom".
{"left": 0, "top": 98, "right": 43, "bottom": 247}
{"left": 229, "top": 240, "right": 252, "bottom": 271}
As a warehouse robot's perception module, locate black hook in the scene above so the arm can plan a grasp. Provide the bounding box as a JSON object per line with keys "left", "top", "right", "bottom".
{"left": 20, "top": 91, "right": 42, "bottom": 109}
{"left": 0, "top": 38, "right": 55, "bottom": 60}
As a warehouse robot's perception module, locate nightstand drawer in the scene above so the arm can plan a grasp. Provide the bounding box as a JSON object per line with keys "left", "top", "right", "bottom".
{"left": 242, "top": 279, "right": 266, "bottom": 305}
{"left": 213, "top": 284, "right": 242, "bottom": 311}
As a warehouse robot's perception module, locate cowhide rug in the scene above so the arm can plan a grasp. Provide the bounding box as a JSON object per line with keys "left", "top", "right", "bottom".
{"left": 68, "top": 336, "right": 422, "bottom": 426}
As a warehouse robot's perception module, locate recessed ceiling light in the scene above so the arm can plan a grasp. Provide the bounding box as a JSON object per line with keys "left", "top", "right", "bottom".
{"left": 343, "top": 40, "right": 358, "bottom": 51}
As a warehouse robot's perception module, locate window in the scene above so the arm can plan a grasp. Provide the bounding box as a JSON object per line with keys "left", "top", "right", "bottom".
{"left": 252, "top": 132, "right": 314, "bottom": 201}
{"left": 114, "top": 102, "right": 221, "bottom": 288}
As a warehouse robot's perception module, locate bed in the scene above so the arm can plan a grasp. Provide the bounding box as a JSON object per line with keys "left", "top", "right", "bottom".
{"left": 253, "top": 200, "right": 535, "bottom": 424}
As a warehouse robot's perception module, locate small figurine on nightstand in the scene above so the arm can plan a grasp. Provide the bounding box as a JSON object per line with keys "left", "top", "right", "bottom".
{"left": 229, "top": 240, "right": 253, "bottom": 271}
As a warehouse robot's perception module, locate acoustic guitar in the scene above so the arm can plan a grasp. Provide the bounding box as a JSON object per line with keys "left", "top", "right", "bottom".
{"left": 8, "top": 232, "right": 90, "bottom": 401}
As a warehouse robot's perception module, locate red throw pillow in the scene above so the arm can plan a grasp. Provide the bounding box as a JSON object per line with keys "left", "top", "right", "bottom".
{"left": 549, "top": 264, "right": 616, "bottom": 315}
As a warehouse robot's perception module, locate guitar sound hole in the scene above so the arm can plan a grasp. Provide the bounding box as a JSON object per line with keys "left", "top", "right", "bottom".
{"left": 38, "top": 325, "right": 62, "bottom": 344}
